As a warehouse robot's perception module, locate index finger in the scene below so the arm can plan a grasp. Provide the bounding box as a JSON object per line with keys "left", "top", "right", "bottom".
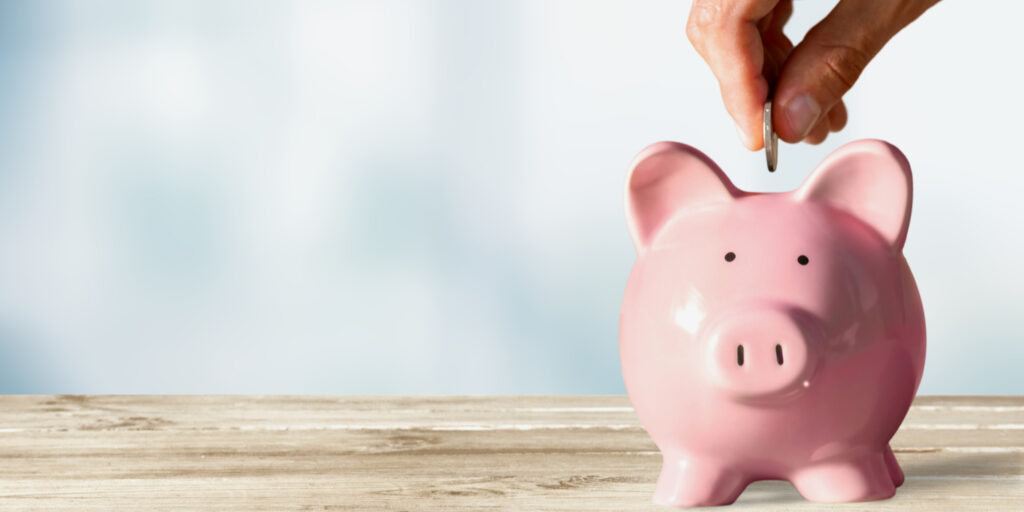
{"left": 686, "top": 0, "right": 780, "bottom": 150}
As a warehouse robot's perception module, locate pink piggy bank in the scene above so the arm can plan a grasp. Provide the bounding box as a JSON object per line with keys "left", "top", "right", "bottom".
{"left": 619, "top": 140, "right": 925, "bottom": 507}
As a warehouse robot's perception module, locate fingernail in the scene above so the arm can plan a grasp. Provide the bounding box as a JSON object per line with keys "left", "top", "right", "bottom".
{"left": 784, "top": 93, "right": 821, "bottom": 140}
{"left": 734, "top": 123, "right": 753, "bottom": 150}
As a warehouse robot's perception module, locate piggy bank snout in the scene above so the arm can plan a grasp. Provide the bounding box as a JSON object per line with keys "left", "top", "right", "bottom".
{"left": 704, "top": 305, "right": 819, "bottom": 401}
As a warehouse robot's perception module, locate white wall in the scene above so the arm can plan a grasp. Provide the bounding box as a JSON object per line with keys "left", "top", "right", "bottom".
{"left": 0, "top": 0, "right": 1019, "bottom": 393}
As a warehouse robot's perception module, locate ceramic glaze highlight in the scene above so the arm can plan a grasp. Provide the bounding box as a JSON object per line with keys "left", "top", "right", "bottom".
{"left": 619, "top": 140, "right": 925, "bottom": 507}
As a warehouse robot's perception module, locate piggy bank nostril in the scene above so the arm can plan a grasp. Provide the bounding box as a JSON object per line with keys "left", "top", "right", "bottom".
{"left": 775, "top": 344, "right": 784, "bottom": 366}
{"left": 737, "top": 345, "right": 744, "bottom": 367}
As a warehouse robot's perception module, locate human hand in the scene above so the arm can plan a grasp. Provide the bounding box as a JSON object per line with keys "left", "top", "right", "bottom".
{"left": 686, "top": 0, "right": 940, "bottom": 149}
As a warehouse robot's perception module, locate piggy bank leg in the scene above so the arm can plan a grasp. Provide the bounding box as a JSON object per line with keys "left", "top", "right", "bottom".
{"left": 883, "top": 444, "right": 905, "bottom": 487}
{"left": 791, "top": 452, "right": 896, "bottom": 503}
{"left": 653, "top": 456, "right": 747, "bottom": 507}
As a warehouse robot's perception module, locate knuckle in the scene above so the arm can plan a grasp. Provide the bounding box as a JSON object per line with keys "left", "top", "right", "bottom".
{"left": 817, "top": 43, "right": 870, "bottom": 92}
{"left": 686, "top": 0, "right": 723, "bottom": 43}
{"left": 685, "top": 19, "right": 701, "bottom": 45}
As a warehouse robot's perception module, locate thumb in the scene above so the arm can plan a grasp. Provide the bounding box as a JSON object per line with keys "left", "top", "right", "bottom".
{"left": 772, "top": 1, "right": 916, "bottom": 142}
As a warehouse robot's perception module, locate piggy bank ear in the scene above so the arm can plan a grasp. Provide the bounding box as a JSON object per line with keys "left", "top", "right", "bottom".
{"left": 626, "top": 142, "right": 737, "bottom": 252}
{"left": 796, "top": 139, "right": 913, "bottom": 249}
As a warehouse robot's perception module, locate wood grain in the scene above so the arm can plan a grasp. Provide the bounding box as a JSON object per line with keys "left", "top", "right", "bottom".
{"left": 0, "top": 395, "right": 1021, "bottom": 510}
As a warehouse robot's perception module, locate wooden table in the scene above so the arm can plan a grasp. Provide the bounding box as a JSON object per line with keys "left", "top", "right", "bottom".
{"left": 0, "top": 395, "right": 1020, "bottom": 510}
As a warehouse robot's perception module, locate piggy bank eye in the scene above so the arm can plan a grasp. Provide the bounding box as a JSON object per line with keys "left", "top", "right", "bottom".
{"left": 724, "top": 252, "right": 736, "bottom": 262}
{"left": 797, "top": 255, "right": 809, "bottom": 265}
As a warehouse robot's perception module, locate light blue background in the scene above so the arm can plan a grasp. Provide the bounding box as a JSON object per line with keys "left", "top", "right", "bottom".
{"left": 0, "top": 0, "right": 1020, "bottom": 394}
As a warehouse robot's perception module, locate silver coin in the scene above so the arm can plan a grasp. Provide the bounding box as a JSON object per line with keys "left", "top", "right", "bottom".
{"left": 764, "top": 100, "right": 778, "bottom": 172}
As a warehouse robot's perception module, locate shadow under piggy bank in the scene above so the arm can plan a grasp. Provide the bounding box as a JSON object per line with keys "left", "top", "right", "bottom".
{"left": 728, "top": 450, "right": 1019, "bottom": 508}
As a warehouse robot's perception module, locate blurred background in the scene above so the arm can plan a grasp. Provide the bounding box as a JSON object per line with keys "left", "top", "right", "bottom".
{"left": 0, "top": 0, "right": 1020, "bottom": 394}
